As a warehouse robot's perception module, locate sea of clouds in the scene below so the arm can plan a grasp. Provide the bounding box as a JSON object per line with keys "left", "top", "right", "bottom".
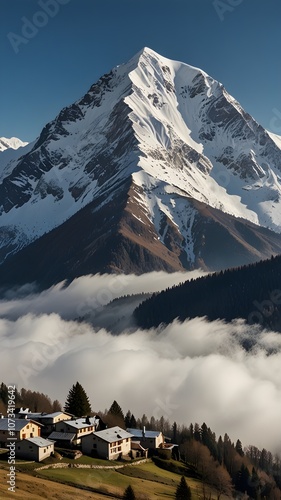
{"left": 1, "top": 270, "right": 281, "bottom": 453}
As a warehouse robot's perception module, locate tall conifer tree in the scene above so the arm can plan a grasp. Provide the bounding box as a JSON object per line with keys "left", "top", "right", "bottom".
{"left": 123, "top": 485, "right": 136, "bottom": 500}
{"left": 175, "top": 476, "right": 191, "bottom": 500}
{"left": 64, "top": 382, "right": 91, "bottom": 417}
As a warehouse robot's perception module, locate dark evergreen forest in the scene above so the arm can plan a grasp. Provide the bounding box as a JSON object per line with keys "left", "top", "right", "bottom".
{"left": 134, "top": 255, "right": 281, "bottom": 330}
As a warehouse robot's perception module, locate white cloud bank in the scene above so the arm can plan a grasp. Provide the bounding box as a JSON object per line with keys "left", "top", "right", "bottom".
{"left": 0, "top": 271, "right": 281, "bottom": 453}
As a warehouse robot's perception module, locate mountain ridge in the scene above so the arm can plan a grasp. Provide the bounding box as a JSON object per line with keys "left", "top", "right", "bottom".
{"left": 0, "top": 136, "right": 28, "bottom": 152}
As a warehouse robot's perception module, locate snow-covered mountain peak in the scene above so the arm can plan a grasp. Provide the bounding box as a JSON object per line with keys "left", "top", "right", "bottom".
{"left": 0, "top": 48, "right": 281, "bottom": 274}
{"left": 0, "top": 137, "right": 28, "bottom": 152}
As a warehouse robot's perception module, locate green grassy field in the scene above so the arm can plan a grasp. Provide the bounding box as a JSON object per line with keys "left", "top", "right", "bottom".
{"left": 0, "top": 450, "right": 229, "bottom": 499}
{"left": 0, "top": 469, "right": 114, "bottom": 500}
{"left": 37, "top": 460, "right": 217, "bottom": 499}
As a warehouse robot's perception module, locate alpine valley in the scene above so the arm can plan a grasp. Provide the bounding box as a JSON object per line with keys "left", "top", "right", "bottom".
{"left": 1, "top": 47, "right": 281, "bottom": 288}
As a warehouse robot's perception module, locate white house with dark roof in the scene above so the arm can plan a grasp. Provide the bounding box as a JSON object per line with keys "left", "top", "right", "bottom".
{"left": 49, "top": 416, "right": 100, "bottom": 447}
{"left": 127, "top": 427, "right": 179, "bottom": 459}
{"left": 16, "top": 437, "right": 54, "bottom": 462}
{"left": 81, "top": 426, "right": 133, "bottom": 460}
{"left": 126, "top": 427, "right": 165, "bottom": 450}
{"left": 0, "top": 418, "right": 42, "bottom": 447}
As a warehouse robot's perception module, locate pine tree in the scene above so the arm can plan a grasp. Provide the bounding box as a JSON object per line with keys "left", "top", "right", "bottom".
{"left": 248, "top": 467, "right": 260, "bottom": 499}
{"left": 123, "top": 484, "right": 136, "bottom": 500}
{"left": 172, "top": 422, "right": 178, "bottom": 444}
{"left": 107, "top": 400, "right": 125, "bottom": 428}
{"left": 64, "top": 382, "right": 91, "bottom": 417}
{"left": 130, "top": 414, "right": 137, "bottom": 428}
{"left": 194, "top": 423, "right": 201, "bottom": 441}
{"left": 125, "top": 410, "right": 137, "bottom": 429}
{"left": 175, "top": 476, "right": 191, "bottom": 500}
{"left": 125, "top": 410, "right": 132, "bottom": 428}
{"left": 52, "top": 399, "right": 62, "bottom": 412}
{"left": 235, "top": 439, "right": 244, "bottom": 457}
{"left": 0, "top": 383, "right": 8, "bottom": 405}
{"left": 235, "top": 463, "right": 250, "bottom": 493}
{"left": 109, "top": 400, "right": 124, "bottom": 419}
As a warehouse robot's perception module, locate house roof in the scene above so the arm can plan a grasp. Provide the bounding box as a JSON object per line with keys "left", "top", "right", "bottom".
{"left": 90, "top": 426, "right": 133, "bottom": 444}
{"left": 61, "top": 417, "right": 99, "bottom": 430}
{"left": 162, "top": 443, "right": 178, "bottom": 449}
{"left": 22, "top": 437, "right": 54, "bottom": 448}
{"left": 131, "top": 441, "right": 148, "bottom": 451}
{"left": 48, "top": 431, "right": 76, "bottom": 442}
{"left": 16, "top": 411, "right": 72, "bottom": 420}
{"left": 0, "top": 418, "right": 42, "bottom": 431}
{"left": 126, "top": 428, "right": 162, "bottom": 439}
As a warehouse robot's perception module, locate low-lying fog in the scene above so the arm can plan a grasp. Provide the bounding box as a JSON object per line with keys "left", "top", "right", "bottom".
{"left": 1, "top": 271, "right": 280, "bottom": 453}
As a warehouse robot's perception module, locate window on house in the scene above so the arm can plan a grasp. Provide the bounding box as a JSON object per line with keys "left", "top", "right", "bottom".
{"left": 44, "top": 449, "right": 46, "bottom": 453}
{"left": 27, "top": 425, "right": 29, "bottom": 429}
{"left": 93, "top": 444, "right": 97, "bottom": 449}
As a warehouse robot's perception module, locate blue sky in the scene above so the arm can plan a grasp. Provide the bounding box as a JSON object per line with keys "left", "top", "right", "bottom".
{"left": 1, "top": 0, "right": 281, "bottom": 142}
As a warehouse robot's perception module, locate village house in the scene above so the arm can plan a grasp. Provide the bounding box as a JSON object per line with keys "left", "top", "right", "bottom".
{"left": 0, "top": 417, "right": 42, "bottom": 447}
{"left": 127, "top": 427, "right": 179, "bottom": 459}
{"left": 48, "top": 416, "right": 100, "bottom": 447}
{"left": 127, "top": 427, "right": 165, "bottom": 450}
{"left": 15, "top": 408, "right": 73, "bottom": 436}
{"left": 81, "top": 426, "right": 133, "bottom": 460}
{"left": 16, "top": 437, "right": 54, "bottom": 462}
{"left": 130, "top": 440, "right": 149, "bottom": 459}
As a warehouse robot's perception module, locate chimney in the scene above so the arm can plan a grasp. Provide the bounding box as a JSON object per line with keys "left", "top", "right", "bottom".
{"left": 142, "top": 426, "right": 146, "bottom": 438}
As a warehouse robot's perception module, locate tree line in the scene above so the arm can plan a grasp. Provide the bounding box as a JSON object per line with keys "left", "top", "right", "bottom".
{"left": 0, "top": 381, "right": 61, "bottom": 414}
{"left": 134, "top": 254, "right": 281, "bottom": 331}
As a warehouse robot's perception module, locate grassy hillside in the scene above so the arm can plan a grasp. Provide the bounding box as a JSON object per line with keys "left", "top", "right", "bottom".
{"left": 0, "top": 468, "right": 113, "bottom": 500}
{"left": 0, "top": 457, "right": 228, "bottom": 500}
